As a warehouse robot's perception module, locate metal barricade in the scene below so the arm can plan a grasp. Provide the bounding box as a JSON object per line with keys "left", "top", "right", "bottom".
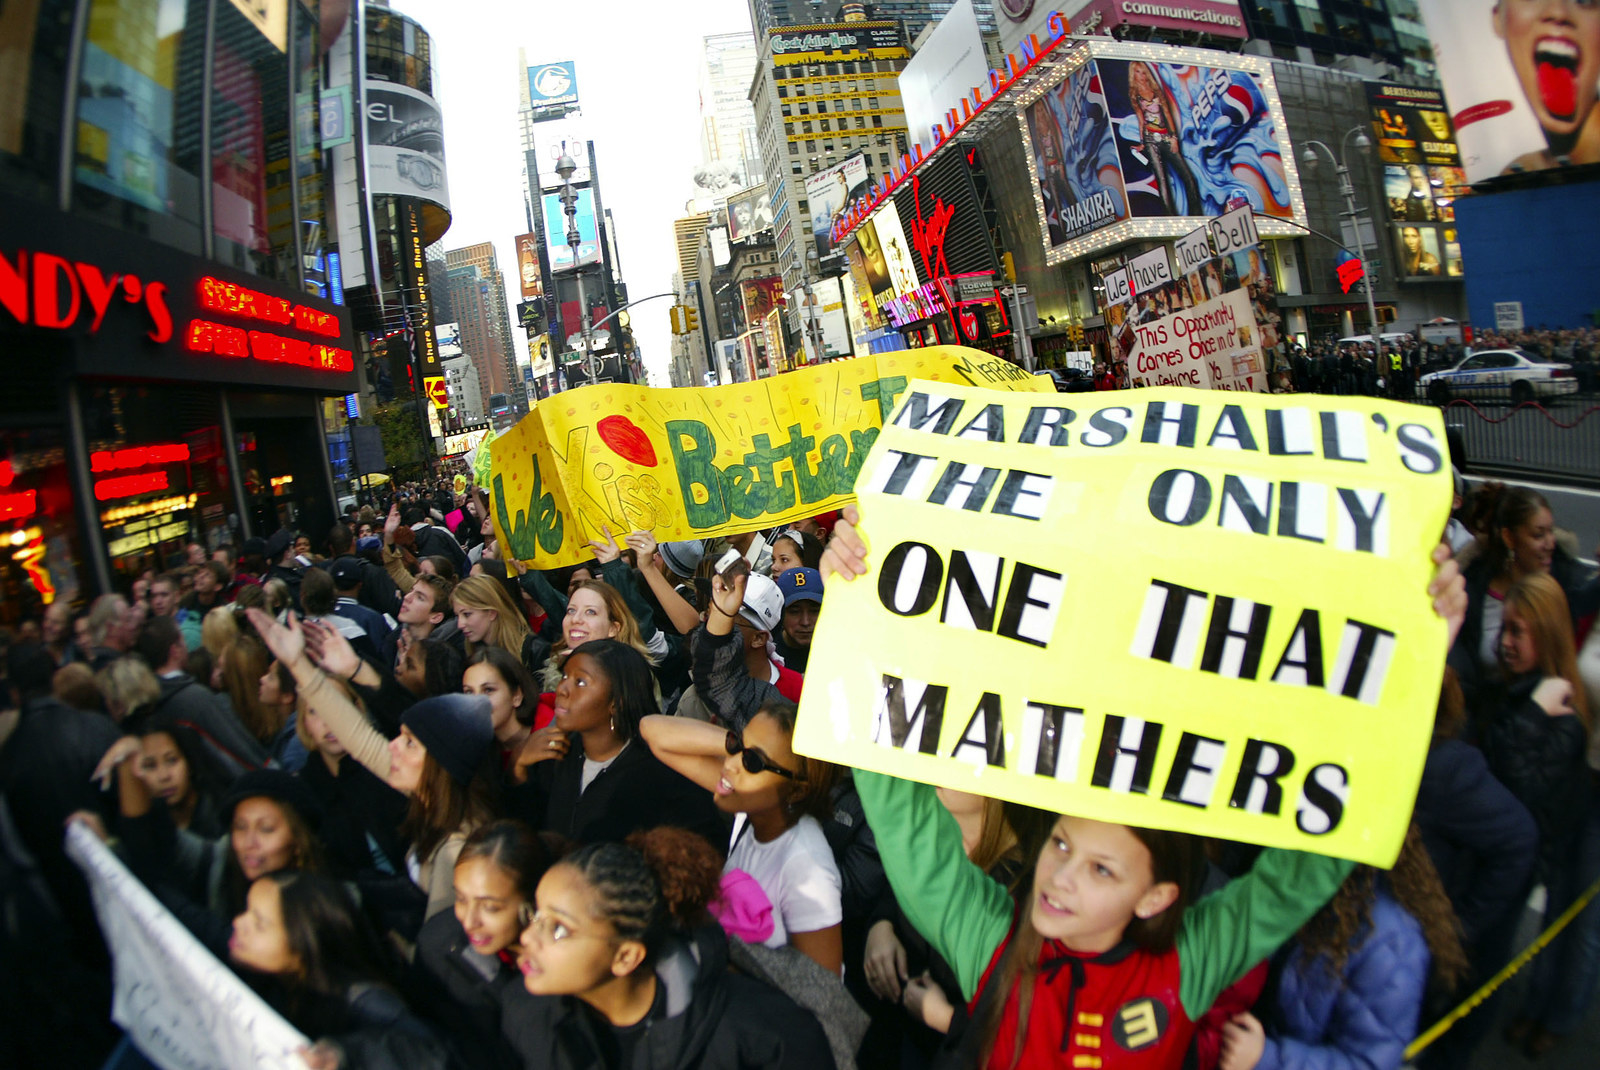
{"left": 1434, "top": 397, "right": 1600, "bottom": 486}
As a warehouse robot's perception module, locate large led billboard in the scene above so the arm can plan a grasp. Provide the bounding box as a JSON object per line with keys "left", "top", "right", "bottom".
{"left": 1417, "top": 0, "right": 1600, "bottom": 182}
{"left": 1018, "top": 43, "right": 1304, "bottom": 262}
{"left": 540, "top": 188, "right": 599, "bottom": 271}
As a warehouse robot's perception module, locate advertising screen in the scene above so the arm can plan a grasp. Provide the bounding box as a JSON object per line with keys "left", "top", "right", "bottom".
{"left": 532, "top": 118, "right": 590, "bottom": 191}
{"left": 768, "top": 23, "right": 904, "bottom": 63}
{"left": 363, "top": 82, "right": 450, "bottom": 211}
{"left": 805, "top": 154, "right": 870, "bottom": 259}
{"left": 435, "top": 322, "right": 462, "bottom": 359}
{"left": 1024, "top": 62, "right": 1129, "bottom": 244}
{"left": 1365, "top": 83, "right": 1467, "bottom": 280}
{"left": 1394, "top": 223, "right": 1463, "bottom": 279}
{"left": 540, "top": 188, "right": 599, "bottom": 271}
{"left": 1020, "top": 47, "right": 1301, "bottom": 261}
{"left": 871, "top": 201, "right": 921, "bottom": 300}
{"left": 899, "top": 0, "right": 988, "bottom": 155}
{"left": 726, "top": 187, "right": 773, "bottom": 241}
{"left": 1097, "top": 58, "right": 1293, "bottom": 221}
{"left": 1416, "top": 0, "right": 1599, "bottom": 182}
{"left": 527, "top": 61, "right": 579, "bottom": 117}
{"left": 739, "top": 276, "right": 785, "bottom": 329}
{"left": 515, "top": 232, "right": 543, "bottom": 299}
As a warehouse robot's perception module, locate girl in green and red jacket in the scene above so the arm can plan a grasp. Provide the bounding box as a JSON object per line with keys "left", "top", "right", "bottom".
{"left": 821, "top": 506, "right": 1468, "bottom": 1070}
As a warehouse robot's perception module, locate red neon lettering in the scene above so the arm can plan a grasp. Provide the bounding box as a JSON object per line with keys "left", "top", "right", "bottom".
{"left": 0, "top": 490, "right": 36, "bottom": 521}
{"left": 198, "top": 276, "right": 292, "bottom": 325}
{"left": 292, "top": 305, "right": 340, "bottom": 338}
{"left": 0, "top": 250, "right": 27, "bottom": 323}
{"left": 94, "top": 471, "right": 170, "bottom": 501}
{"left": 90, "top": 443, "right": 191, "bottom": 473}
{"left": 33, "top": 252, "right": 80, "bottom": 329}
{"left": 185, "top": 318, "right": 251, "bottom": 357}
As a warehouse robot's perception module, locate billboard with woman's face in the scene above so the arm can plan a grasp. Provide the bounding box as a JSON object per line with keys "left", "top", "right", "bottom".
{"left": 1097, "top": 59, "right": 1293, "bottom": 221}
{"left": 1418, "top": 0, "right": 1600, "bottom": 180}
{"left": 1018, "top": 46, "right": 1301, "bottom": 263}
{"left": 1024, "top": 63, "right": 1128, "bottom": 244}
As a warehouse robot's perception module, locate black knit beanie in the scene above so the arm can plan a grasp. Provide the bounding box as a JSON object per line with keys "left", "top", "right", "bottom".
{"left": 401, "top": 693, "right": 495, "bottom": 788}
{"left": 224, "top": 768, "right": 325, "bottom": 831}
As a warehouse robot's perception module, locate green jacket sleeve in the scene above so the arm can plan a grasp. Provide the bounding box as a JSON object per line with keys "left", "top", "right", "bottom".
{"left": 519, "top": 569, "right": 568, "bottom": 617}
{"left": 599, "top": 560, "right": 660, "bottom": 642}
{"left": 1176, "top": 849, "right": 1355, "bottom": 1019}
{"left": 855, "top": 770, "right": 1014, "bottom": 1000}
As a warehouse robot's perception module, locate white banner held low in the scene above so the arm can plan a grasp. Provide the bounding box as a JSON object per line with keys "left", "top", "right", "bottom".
{"left": 66, "top": 823, "right": 310, "bottom": 1070}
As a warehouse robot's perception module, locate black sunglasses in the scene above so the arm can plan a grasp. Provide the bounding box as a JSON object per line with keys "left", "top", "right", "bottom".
{"left": 725, "top": 729, "right": 803, "bottom": 781}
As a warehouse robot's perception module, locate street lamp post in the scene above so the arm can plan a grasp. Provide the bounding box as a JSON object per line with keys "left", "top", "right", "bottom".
{"left": 554, "top": 152, "right": 599, "bottom": 384}
{"left": 1300, "top": 129, "right": 1383, "bottom": 353}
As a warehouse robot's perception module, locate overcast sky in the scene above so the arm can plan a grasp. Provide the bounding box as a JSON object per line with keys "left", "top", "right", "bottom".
{"left": 391, "top": 0, "right": 754, "bottom": 386}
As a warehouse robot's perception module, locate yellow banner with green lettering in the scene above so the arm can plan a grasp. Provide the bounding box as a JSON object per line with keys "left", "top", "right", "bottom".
{"left": 793, "top": 381, "right": 1452, "bottom": 866}
{"left": 488, "top": 348, "right": 1051, "bottom": 568}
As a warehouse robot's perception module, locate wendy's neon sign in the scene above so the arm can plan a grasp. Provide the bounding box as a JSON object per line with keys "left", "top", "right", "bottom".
{"left": 0, "top": 250, "right": 173, "bottom": 342}
{"left": 0, "top": 244, "right": 352, "bottom": 374}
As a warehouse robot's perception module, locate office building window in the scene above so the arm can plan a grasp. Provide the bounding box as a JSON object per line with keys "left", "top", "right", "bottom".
{"left": 1293, "top": 0, "right": 1329, "bottom": 34}
{"left": 73, "top": 0, "right": 206, "bottom": 254}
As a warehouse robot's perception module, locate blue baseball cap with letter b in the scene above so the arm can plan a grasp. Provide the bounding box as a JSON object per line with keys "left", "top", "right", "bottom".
{"left": 775, "top": 567, "right": 823, "bottom": 608}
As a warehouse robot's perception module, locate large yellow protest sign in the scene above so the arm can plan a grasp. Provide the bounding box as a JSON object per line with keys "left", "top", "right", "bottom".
{"left": 489, "top": 348, "right": 1050, "bottom": 568}
{"left": 793, "top": 382, "right": 1452, "bottom": 866}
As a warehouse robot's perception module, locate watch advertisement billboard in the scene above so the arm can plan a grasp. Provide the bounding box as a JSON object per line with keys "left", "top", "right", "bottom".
{"left": 1020, "top": 47, "right": 1300, "bottom": 261}
{"left": 515, "top": 232, "right": 543, "bottom": 300}
{"left": 805, "top": 154, "right": 871, "bottom": 259}
{"left": 1415, "top": 0, "right": 1599, "bottom": 182}
{"left": 540, "top": 188, "right": 600, "bottom": 272}
{"left": 364, "top": 82, "right": 450, "bottom": 211}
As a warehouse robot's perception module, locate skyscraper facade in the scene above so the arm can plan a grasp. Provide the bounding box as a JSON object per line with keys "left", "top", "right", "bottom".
{"left": 748, "top": 0, "right": 995, "bottom": 43}
{"left": 748, "top": 19, "right": 913, "bottom": 300}
{"left": 699, "top": 33, "right": 765, "bottom": 193}
{"left": 444, "top": 243, "right": 521, "bottom": 411}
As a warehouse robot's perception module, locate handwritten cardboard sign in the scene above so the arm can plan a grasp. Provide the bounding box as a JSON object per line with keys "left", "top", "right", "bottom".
{"left": 794, "top": 382, "right": 1452, "bottom": 866}
{"left": 1127, "top": 290, "right": 1267, "bottom": 392}
{"left": 66, "top": 824, "right": 309, "bottom": 1069}
{"left": 489, "top": 347, "right": 1051, "bottom": 568}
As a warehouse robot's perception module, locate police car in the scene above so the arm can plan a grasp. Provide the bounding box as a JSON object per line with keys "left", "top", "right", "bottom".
{"left": 1421, "top": 348, "right": 1579, "bottom": 405}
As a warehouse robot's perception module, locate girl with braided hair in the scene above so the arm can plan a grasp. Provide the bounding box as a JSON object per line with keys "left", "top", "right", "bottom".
{"left": 501, "top": 826, "right": 835, "bottom": 1069}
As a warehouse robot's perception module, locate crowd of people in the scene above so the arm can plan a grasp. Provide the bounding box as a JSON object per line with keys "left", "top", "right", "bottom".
{"left": 1068, "top": 325, "right": 1600, "bottom": 400}
{"left": 0, "top": 466, "right": 1596, "bottom": 1070}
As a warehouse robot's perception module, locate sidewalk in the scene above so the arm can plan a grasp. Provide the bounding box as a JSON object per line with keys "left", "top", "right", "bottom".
{"left": 1464, "top": 904, "right": 1600, "bottom": 1070}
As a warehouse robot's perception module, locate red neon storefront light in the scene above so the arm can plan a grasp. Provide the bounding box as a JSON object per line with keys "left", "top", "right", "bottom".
{"left": 0, "top": 490, "right": 36, "bottom": 521}
{"left": 90, "top": 443, "right": 191, "bottom": 473}
{"left": 197, "top": 277, "right": 342, "bottom": 338}
{"left": 94, "top": 471, "right": 170, "bottom": 501}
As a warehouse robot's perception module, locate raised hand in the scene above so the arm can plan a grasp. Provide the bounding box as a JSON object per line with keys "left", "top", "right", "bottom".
{"left": 303, "top": 618, "right": 360, "bottom": 681}
{"left": 245, "top": 607, "right": 307, "bottom": 668}
{"left": 588, "top": 524, "right": 622, "bottom": 565}
{"left": 624, "top": 529, "right": 658, "bottom": 562}
{"left": 819, "top": 503, "right": 868, "bottom": 582}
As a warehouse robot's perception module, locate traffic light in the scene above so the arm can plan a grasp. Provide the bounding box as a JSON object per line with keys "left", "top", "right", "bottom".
{"left": 685, "top": 306, "right": 699, "bottom": 333}
{"left": 1001, "top": 252, "right": 1016, "bottom": 284}
{"left": 669, "top": 306, "right": 685, "bottom": 335}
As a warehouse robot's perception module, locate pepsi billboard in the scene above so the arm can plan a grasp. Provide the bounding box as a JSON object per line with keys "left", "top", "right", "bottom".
{"left": 1020, "top": 44, "right": 1304, "bottom": 261}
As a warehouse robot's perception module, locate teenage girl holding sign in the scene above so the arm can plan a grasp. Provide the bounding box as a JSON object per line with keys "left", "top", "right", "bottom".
{"left": 819, "top": 504, "right": 1468, "bottom": 1069}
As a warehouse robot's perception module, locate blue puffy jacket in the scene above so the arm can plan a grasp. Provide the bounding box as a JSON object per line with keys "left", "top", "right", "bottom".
{"left": 1257, "top": 888, "right": 1429, "bottom": 1070}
